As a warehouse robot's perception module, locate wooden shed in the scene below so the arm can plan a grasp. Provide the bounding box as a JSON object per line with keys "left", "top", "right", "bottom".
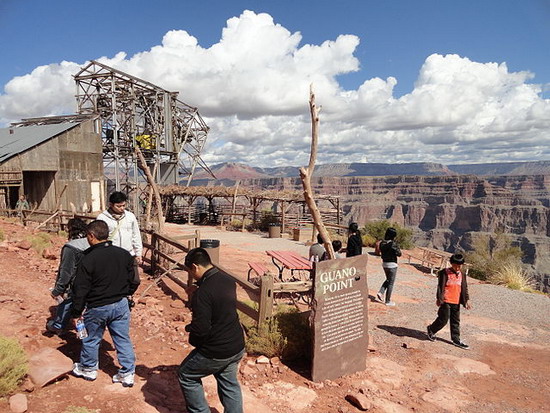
{"left": 0, "top": 117, "right": 104, "bottom": 213}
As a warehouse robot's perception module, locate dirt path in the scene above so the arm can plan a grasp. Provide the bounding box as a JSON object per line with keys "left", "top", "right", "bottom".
{"left": 0, "top": 220, "right": 548, "bottom": 413}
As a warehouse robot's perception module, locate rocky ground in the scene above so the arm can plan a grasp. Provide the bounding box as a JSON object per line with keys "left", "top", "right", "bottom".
{"left": 0, "top": 219, "right": 548, "bottom": 413}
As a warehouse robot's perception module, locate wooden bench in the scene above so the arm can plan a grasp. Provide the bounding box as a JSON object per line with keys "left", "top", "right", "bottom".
{"left": 247, "top": 262, "right": 269, "bottom": 282}
{"left": 404, "top": 247, "right": 470, "bottom": 276}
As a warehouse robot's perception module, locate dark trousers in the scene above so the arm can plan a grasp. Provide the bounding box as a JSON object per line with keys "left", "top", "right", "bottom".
{"left": 380, "top": 267, "right": 397, "bottom": 303}
{"left": 429, "top": 303, "right": 461, "bottom": 343}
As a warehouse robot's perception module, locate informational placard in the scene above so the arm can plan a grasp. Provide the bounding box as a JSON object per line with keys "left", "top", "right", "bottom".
{"left": 311, "top": 255, "right": 368, "bottom": 382}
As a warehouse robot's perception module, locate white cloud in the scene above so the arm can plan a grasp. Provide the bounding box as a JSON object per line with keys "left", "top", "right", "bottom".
{"left": 1, "top": 10, "right": 549, "bottom": 167}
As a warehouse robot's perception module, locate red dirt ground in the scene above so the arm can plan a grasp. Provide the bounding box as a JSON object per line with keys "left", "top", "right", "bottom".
{"left": 0, "top": 218, "right": 548, "bottom": 413}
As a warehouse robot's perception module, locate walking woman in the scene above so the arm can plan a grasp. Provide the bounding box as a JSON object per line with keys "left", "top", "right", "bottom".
{"left": 377, "top": 227, "right": 402, "bottom": 307}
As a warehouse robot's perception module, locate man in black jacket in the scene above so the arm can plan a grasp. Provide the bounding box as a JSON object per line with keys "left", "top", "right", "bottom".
{"left": 178, "top": 248, "right": 245, "bottom": 413}
{"left": 71, "top": 220, "right": 140, "bottom": 387}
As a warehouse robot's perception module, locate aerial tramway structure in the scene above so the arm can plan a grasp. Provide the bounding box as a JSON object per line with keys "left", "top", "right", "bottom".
{"left": 74, "top": 60, "right": 213, "bottom": 214}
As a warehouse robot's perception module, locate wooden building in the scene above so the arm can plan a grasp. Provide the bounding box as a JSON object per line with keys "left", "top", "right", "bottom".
{"left": 0, "top": 117, "right": 104, "bottom": 212}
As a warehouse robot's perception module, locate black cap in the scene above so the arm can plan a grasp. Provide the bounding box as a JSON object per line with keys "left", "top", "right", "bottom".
{"left": 450, "top": 253, "right": 465, "bottom": 265}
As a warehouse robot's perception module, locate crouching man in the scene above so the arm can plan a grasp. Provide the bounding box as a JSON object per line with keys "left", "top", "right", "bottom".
{"left": 178, "top": 248, "right": 245, "bottom": 413}
{"left": 71, "top": 220, "right": 140, "bottom": 387}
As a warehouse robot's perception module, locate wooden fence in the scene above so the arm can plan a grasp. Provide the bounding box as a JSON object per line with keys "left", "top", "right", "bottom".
{"left": 0, "top": 208, "right": 310, "bottom": 332}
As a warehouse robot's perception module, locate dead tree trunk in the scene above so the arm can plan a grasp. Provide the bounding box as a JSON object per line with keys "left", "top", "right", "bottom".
{"left": 299, "top": 86, "right": 335, "bottom": 259}
{"left": 135, "top": 147, "right": 165, "bottom": 232}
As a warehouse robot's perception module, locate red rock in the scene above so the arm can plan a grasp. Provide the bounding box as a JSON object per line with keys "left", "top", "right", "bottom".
{"left": 9, "top": 393, "right": 28, "bottom": 413}
{"left": 41, "top": 248, "right": 57, "bottom": 260}
{"left": 345, "top": 392, "right": 372, "bottom": 411}
{"left": 28, "top": 347, "right": 73, "bottom": 388}
{"left": 16, "top": 240, "right": 32, "bottom": 250}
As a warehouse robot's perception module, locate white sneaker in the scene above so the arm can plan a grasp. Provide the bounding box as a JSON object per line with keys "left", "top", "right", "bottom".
{"left": 376, "top": 292, "right": 384, "bottom": 302}
{"left": 112, "top": 372, "right": 134, "bottom": 387}
{"left": 385, "top": 301, "right": 396, "bottom": 307}
{"left": 72, "top": 363, "right": 97, "bottom": 381}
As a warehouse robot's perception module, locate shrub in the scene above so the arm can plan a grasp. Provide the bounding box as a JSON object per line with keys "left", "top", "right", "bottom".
{"left": 466, "top": 233, "right": 523, "bottom": 281}
{"left": 489, "top": 262, "right": 534, "bottom": 291}
{"left": 257, "top": 210, "right": 280, "bottom": 232}
{"left": 26, "top": 232, "right": 52, "bottom": 255}
{"left": 361, "top": 234, "right": 377, "bottom": 248}
{"left": 362, "top": 220, "right": 414, "bottom": 249}
{"left": 239, "top": 303, "right": 311, "bottom": 361}
{"left": 0, "top": 336, "right": 28, "bottom": 397}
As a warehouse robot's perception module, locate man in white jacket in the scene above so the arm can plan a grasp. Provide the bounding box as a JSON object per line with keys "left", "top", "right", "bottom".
{"left": 97, "top": 192, "right": 143, "bottom": 264}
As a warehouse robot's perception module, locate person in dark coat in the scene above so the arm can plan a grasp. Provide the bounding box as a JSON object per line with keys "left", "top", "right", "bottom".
{"left": 376, "top": 227, "right": 402, "bottom": 307}
{"left": 178, "top": 248, "right": 245, "bottom": 413}
{"left": 426, "top": 253, "right": 471, "bottom": 349}
{"left": 346, "top": 222, "right": 363, "bottom": 257}
{"left": 46, "top": 218, "right": 89, "bottom": 334}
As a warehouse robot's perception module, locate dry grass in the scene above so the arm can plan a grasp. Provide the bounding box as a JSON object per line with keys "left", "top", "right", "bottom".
{"left": 64, "top": 407, "right": 99, "bottom": 413}
{"left": 0, "top": 336, "right": 28, "bottom": 397}
{"left": 26, "top": 232, "right": 52, "bottom": 255}
{"left": 488, "top": 262, "right": 534, "bottom": 291}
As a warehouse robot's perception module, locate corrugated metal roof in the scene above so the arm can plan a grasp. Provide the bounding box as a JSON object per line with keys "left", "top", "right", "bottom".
{"left": 0, "top": 122, "right": 78, "bottom": 164}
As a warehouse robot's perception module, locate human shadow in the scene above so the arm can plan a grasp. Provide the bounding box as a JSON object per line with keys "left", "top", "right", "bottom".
{"left": 377, "top": 325, "right": 430, "bottom": 341}
{"left": 53, "top": 333, "right": 118, "bottom": 375}
{"left": 137, "top": 363, "right": 221, "bottom": 413}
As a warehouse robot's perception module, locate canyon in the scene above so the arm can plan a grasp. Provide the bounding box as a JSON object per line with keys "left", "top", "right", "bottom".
{"left": 191, "top": 162, "right": 550, "bottom": 291}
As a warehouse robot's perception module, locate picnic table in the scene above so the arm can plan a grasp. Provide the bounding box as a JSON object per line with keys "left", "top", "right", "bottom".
{"left": 265, "top": 250, "right": 313, "bottom": 281}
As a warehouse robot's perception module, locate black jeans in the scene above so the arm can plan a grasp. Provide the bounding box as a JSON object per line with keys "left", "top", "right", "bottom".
{"left": 380, "top": 267, "right": 397, "bottom": 303}
{"left": 429, "top": 303, "right": 461, "bottom": 342}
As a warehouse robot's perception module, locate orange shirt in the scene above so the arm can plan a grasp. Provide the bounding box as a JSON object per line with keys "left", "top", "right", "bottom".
{"left": 443, "top": 268, "right": 462, "bottom": 304}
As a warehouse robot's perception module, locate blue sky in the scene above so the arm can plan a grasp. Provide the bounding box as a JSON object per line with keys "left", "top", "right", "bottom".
{"left": 1, "top": 0, "right": 549, "bottom": 167}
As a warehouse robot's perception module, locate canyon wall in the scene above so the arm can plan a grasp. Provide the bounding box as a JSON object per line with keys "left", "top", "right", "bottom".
{"left": 240, "top": 174, "right": 550, "bottom": 291}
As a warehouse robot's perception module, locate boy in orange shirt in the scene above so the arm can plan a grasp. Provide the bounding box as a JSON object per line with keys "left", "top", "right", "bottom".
{"left": 426, "top": 253, "right": 471, "bottom": 349}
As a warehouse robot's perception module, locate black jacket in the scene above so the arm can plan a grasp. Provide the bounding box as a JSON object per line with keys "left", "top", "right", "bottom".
{"left": 346, "top": 234, "right": 363, "bottom": 257}
{"left": 186, "top": 267, "right": 245, "bottom": 359}
{"left": 71, "top": 241, "right": 139, "bottom": 318}
{"left": 380, "top": 240, "right": 402, "bottom": 263}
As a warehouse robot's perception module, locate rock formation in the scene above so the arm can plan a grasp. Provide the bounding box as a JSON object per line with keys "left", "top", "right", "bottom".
{"left": 238, "top": 174, "right": 550, "bottom": 291}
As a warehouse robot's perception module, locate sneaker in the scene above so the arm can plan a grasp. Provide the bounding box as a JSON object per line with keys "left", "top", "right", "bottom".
{"left": 426, "top": 326, "right": 436, "bottom": 342}
{"left": 453, "top": 340, "right": 470, "bottom": 350}
{"left": 385, "top": 301, "right": 396, "bottom": 307}
{"left": 112, "top": 372, "right": 134, "bottom": 387}
{"left": 72, "top": 363, "right": 97, "bottom": 381}
{"left": 376, "top": 292, "right": 384, "bottom": 302}
{"left": 45, "top": 321, "right": 62, "bottom": 335}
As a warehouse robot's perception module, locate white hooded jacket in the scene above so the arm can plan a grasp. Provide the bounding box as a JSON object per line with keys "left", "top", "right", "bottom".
{"left": 97, "top": 209, "right": 143, "bottom": 257}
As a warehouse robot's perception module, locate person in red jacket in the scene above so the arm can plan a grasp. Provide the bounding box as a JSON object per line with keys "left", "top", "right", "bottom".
{"left": 426, "top": 253, "right": 471, "bottom": 349}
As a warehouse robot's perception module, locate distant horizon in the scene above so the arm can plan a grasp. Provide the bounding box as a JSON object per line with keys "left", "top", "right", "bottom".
{"left": 212, "top": 159, "right": 550, "bottom": 168}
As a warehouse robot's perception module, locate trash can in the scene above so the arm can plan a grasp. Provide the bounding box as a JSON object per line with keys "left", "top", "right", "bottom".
{"left": 268, "top": 223, "right": 281, "bottom": 238}
{"left": 200, "top": 239, "right": 220, "bottom": 265}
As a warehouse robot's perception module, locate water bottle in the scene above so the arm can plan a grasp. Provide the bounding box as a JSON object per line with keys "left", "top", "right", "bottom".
{"left": 75, "top": 319, "right": 88, "bottom": 339}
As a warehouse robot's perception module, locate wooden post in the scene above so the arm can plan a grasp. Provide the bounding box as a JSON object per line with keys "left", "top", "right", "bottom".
{"left": 258, "top": 274, "right": 274, "bottom": 334}
{"left": 231, "top": 180, "right": 240, "bottom": 214}
{"left": 151, "top": 232, "right": 158, "bottom": 276}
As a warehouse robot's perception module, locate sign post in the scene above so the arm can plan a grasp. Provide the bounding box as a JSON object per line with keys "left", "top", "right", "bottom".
{"left": 311, "top": 255, "right": 369, "bottom": 382}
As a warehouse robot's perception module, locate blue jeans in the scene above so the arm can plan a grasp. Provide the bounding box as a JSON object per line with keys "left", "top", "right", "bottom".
{"left": 177, "top": 348, "right": 245, "bottom": 413}
{"left": 80, "top": 298, "right": 135, "bottom": 375}
{"left": 51, "top": 297, "right": 73, "bottom": 330}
